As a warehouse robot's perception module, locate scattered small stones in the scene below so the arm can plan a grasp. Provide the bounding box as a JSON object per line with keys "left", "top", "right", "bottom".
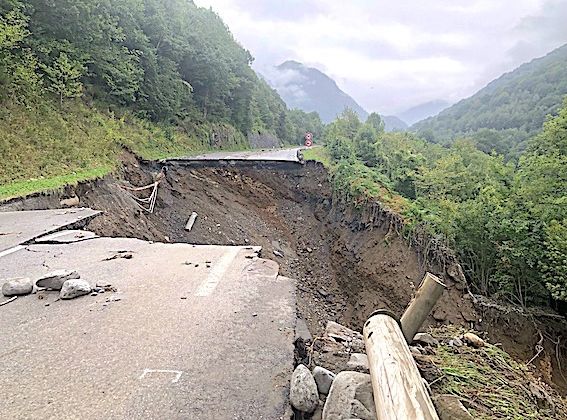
{"left": 312, "top": 366, "right": 335, "bottom": 395}
{"left": 2, "top": 277, "right": 33, "bottom": 297}
{"left": 36, "top": 270, "right": 80, "bottom": 290}
{"left": 59, "top": 279, "right": 92, "bottom": 300}
{"left": 413, "top": 332, "right": 439, "bottom": 347}
{"left": 103, "top": 252, "right": 133, "bottom": 261}
{"left": 463, "top": 332, "right": 485, "bottom": 348}
{"left": 290, "top": 364, "right": 319, "bottom": 413}
{"left": 273, "top": 250, "right": 284, "bottom": 258}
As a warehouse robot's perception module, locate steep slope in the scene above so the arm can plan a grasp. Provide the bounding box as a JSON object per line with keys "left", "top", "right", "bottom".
{"left": 398, "top": 100, "right": 451, "bottom": 125}
{"left": 413, "top": 44, "right": 567, "bottom": 154}
{"left": 267, "top": 60, "right": 368, "bottom": 123}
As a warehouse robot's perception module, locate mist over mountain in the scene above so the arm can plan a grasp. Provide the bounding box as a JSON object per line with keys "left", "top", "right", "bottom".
{"left": 382, "top": 115, "right": 409, "bottom": 131}
{"left": 265, "top": 61, "right": 368, "bottom": 124}
{"left": 413, "top": 43, "right": 567, "bottom": 156}
{"left": 398, "top": 100, "right": 451, "bottom": 125}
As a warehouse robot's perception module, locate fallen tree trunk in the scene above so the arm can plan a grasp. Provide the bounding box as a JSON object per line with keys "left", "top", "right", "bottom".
{"left": 400, "top": 272, "right": 446, "bottom": 343}
{"left": 363, "top": 312, "right": 439, "bottom": 420}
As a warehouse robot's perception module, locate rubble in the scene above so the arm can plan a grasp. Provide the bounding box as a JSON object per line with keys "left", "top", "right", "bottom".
{"left": 36, "top": 270, "right": 80, "bottom": 290}
{"left": 60, "top": 279, "right": 92, "bottom": 299}
{"left": 322, "top": 371, "right": 376, "bottom": 420}
{"left": 312, "top": 366, "right": 335, "bottom": 395}
{"left": 2, "top": 277, "right": 33, "bottom": 297}
{"left": 290, "top": 364, "right": 319, "bottom": 413}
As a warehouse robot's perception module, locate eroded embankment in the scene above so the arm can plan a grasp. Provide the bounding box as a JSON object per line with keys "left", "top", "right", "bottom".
{"left": 3, "top": 153, "right": 567, "bottom": 388}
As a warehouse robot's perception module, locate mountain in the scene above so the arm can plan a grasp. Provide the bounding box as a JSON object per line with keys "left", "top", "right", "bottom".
{"left": 413, "top": 44, "right": 567, "bottom": 155}
{"left": 398, "top": 100, "right": 451, "bottom": 125}
{"left": 266, "top": 61, "right": 368, "bottom": 123}
{"left": 383, "top": 115, "right": 409, "bottom": 132}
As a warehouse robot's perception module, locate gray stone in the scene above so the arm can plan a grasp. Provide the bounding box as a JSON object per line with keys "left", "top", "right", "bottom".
{"left": 322, "top": 371, "right": 375, "bottom": 420}
{"left": 36, "top": 269, "right": 80, "bottom": 290}
{"left": 290, "top": 364, "right": 319, "bottom": 413}
{"left": 2, "top": 277, "right": 33, "bottom": 297}
{"left": 325, "top": 321, "right": 365, "bottom": 353}
{"left": 296, "top": 318, "right": 313, "bottom": 342}
{"left": 346, "top": 353, "right": 369, "bottom": 373}
{"left": 312, "top": 366, "right": 336, "bottom": 395}
{"left": 60, "top": 279, "right": 91, "bottom": 300}
{"left": 434, "top": 395, "right": 473, "bottom": 420}
{"left": 410, "top": 346, "right": 423, "bottom": 355}
{"left": 463, "top": 332, "right": 485, "bottom": 348}
{"left": 413, "top": 332, "right": 439, "bottom": 347}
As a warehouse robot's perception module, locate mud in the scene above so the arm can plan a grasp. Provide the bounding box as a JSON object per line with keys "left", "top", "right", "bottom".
{"left": 3, "top": 152, "right": 567, "bottom": 389}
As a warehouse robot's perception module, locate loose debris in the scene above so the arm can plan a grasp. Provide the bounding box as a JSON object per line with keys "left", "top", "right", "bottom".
{"left": 2, "top": 277, "right": 33, "bottom": 297}
{"left": 103, "top": 250, "right": 134, "bottom": 261}
{"left": 414, "top": 326, "right": 567, "bottom": 419}
{"left": 36, "top": 269, "right": 80, "bottom": 290}
{"left": 60, "top": 279, "right": 92, "bottom": 300}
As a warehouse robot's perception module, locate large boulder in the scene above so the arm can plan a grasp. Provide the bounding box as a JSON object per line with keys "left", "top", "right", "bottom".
{"left": 434, "top": 395, "right": 472, "bottom": 420}
{"left": 312, "top": 366, "right": 336, "bottom": 395}
{"left": 60, "top": 279, "right": 91, "bottom": 300}
{"left": 36, "top": 270, "right": 80, "bottom": 290}
{"left": 290, "top": 364, "right": 319, "bottom": 413}
{"left": 2, "top": 277, "right": 33, "bottom": 297}
{"left": 322, "top": 371, "right": 376, "bottom": 420}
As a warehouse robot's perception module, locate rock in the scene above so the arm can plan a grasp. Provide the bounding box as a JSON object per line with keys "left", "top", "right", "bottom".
{"left": 322, "top": 371, "right": 376, "bottom": 420}
{"left": 433, "top": 309, "right": 447, "bottom": 322}
{"left": 463, "top": 332, "right": 484, "bottom": 348}
{"left": 2, "top": 277, "right": 33, "bottom": 297}
{"left": 529, "top": 382, "right": 554, "bottom": 409}
{"left": 318, "top": 289, "right": 329, "bottom": 298}
{"left": 325, "top": 321, "right": 365, "bottom": 353}
{"left": 434, "top": 395, "right": 473, "bottom": 420}
{"left": 410, "top": 346, "right": 423, "bottom": 355}
{"left": 273, "top": 250, "right": 284, "bottom": 258}
{"left": 60, "top": 196, "right": 80, "bottom": 207}
{"left": 449, "top": 337, "right": 464, "bottom": 347}
{"left": 59, "top": 279, "right": 91, "bottom": 300}
{"left": 36, "top": 270, "right": 80, "bottom": 290}
{"left": 413, "top": 333, "right": 439, "bottom": 347}
{"left": 290, "top": 364, "right": 319, "bottom": 413}
{"left": 312, "top": 366, "right": 336, "bottom": 395}
{"left": 296, "top": 318, "right": 313, "bottom": 342}
{"left": 346, "top": 353, "right": 369, "bottom": 373}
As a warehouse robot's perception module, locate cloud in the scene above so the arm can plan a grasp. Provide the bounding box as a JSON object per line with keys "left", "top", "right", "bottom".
{"left": 195, "top": 0, "right": 564, "bottom": 115}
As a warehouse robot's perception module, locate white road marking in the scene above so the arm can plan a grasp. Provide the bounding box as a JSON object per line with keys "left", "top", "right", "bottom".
{"left": 0, "top": 245, "right": 24, "bottom": 258}
{"left": 36, "top": 230, "right": 75, "bottom": 241}
{"left": 139, "top": 369, "right": 183, "bottom": 383}
{"left": 195, "top": 247, "right": 240, "bottom": 297}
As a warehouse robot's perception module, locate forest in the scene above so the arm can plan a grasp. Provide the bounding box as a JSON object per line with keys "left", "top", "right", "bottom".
{"left": 323, "top": 105, "right": 567, "bottom": 307}
{"left": 0, "top": 0, "right": 322, "bottom": 192}
{"left": 414, "top": 44, "right": 567, "bottom": 160}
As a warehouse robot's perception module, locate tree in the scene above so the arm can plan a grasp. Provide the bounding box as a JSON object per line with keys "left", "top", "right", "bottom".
{"left": 42, "top": 52, "right": 84, "bottom": 106}
{"left": 366, "top": 112, "right": 385, "bottom": 134}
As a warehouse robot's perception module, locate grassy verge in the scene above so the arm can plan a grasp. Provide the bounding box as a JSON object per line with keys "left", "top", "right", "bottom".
{"left": 0, "top": 99, "right": 249, "bottom": 201}
{"left": 302, "top": 146, "right": 332, "bottom": 166}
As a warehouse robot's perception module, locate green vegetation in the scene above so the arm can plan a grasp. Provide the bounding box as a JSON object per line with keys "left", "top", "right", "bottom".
{"left": 0, "top": 0, "right": 321, "bottom": 198}
{"left": 320, "top": 104, "right": 567, "bottom": 306}
{"left": 427, "top": 327, "right": 566, "bottom": 419}
{"left": 414, "top": 44, "right": 567, "bottom": 159}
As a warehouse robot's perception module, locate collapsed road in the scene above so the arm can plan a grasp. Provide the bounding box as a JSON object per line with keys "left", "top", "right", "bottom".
{"left": 2, "top": 147, "right": 563, "bottom": 418}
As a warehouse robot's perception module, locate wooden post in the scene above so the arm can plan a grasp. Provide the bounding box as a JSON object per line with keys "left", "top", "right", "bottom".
{"left": 185, "top": 212, "right": 198, "bottom": 231}
{"left": 363, "top": 312, "right": 439, "bottom": 420}
{"left": 400, "top": 272, "right": 446, "bottom": 344}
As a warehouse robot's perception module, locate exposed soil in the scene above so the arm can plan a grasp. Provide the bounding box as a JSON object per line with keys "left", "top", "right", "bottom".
{"left": 3, "top": 151, "right": 567, "bottom": 390}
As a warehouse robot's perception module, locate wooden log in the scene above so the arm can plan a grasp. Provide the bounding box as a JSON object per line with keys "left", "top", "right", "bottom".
{"left": 185, "top": 212, "right": 198, "bottom": 231}
{"left": 363, "top": 313, "right": 439, "bottom": 420}
{"left": 400, "top": 272, "right": 446, "bottom": 344}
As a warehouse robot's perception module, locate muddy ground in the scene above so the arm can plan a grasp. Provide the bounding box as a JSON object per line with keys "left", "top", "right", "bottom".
{"left": 3, "top": 152, "right": 567, "bottom": 390}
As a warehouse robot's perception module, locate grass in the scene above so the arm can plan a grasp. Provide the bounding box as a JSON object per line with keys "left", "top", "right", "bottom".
{"left": 426, "top": 326, "right": 566, "bottom": 419}
{"left": 0, "top": 98, "right": 249, "bottom": 201}
{"left": 302, "top": 146, "right": 332, "bottom": 166}
{"left": 0, "top": 166, "right": 112, "bottom": 201}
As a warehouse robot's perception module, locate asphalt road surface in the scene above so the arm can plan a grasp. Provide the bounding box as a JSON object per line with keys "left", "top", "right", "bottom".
{"left": 0, "top": 234, "right": 296, "bottom": 419}
{"left": 166, "top": 147, "right": 303, "bottom": 163}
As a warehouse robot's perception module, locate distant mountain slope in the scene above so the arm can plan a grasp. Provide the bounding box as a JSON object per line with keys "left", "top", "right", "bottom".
{"left": 413, "top": 44, "right": 567, "bottom": 154}
{"left": 398, "top": 100, "right": 450, "bottom": 125}
{"left": 266, "top": 61, "right": 368, "bottom": 123}
{"left": 383, "top": 115, "right": 409, "bottom": 132}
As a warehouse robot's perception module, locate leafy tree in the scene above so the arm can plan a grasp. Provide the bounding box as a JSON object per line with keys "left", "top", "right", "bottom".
{"left": 41, "top": 52, "right": 84, "bottom": 105}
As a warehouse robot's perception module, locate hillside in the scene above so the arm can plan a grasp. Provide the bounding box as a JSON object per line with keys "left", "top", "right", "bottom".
{"left": 0, "top": 0, "right": 315, "bottom": 197}
{"left": 267, "top": 60, "right": 369, "bottom": 123}
{"left": 382, "top": 115, "right": 409, "bottom": 131}
{"left": 413, "top": 44, "right": 567, "bottom": 156}
{"left": 398, "top": 99, "right": 451, "bottom": 125}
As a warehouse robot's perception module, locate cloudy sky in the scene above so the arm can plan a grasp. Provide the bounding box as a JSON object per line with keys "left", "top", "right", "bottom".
{"left": 194, "top": 0, "right": 567, "bottom": 115}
